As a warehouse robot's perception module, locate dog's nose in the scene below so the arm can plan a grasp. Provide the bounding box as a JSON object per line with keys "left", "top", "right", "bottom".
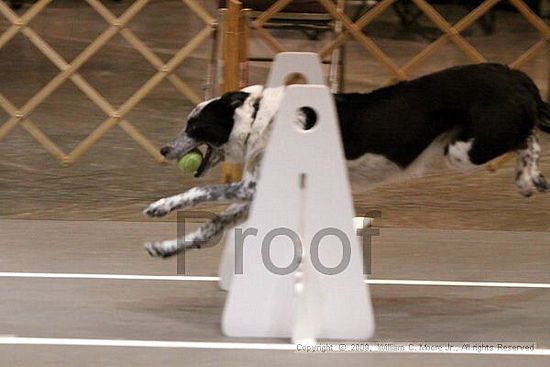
{"left": 160, "top": 146, "right": 172, "bottom": 157}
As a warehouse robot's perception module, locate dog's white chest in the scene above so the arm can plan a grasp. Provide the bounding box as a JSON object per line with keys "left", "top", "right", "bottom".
{"left": 346, "top": 153, "right": 403, "bottom": 192}
{"left": 346, "top": 135, "right": 449, "bottom": 192}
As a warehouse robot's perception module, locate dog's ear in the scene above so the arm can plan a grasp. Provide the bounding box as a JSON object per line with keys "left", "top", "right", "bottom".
{"left": 221, "top": 91, "right": 249, "bottom": 109}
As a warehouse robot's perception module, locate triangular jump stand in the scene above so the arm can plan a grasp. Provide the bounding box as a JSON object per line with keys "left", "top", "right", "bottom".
{"left": 220, "top": 52, "right": 375, "bottom": 342}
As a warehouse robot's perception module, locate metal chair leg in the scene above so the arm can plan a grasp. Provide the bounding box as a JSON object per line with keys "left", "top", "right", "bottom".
{"left": 205, "top": 9, "right": 226, "bottom": 100}
{"left": 205, "top": 24, "right": 219, "bottom": 100}
{"left": 329, "top": 0, "right": 345, "bottom": 93}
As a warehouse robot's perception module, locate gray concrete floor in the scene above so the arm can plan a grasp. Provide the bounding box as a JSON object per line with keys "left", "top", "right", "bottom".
{"left": 0, "top": 0, "right": 549, "bottom": 365}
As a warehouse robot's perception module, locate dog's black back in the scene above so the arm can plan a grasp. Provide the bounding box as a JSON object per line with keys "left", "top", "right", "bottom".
{"left": 334, "top": 63, "right": 544, "bottom": 167}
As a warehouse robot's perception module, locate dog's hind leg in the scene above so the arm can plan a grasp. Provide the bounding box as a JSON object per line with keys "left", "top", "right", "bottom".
{"left": 515, "top": 133, "right": 549, "bottom": 197}
{"left": 145, "top": 202, "right": 250, "bottom": 258}
{"left": 144, "top": 180, "right": 256, "bottom": 217}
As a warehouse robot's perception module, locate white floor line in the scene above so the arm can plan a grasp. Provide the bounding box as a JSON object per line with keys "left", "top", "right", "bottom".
{"left": 0, "top": 272, "right": 549, "bottom": 289}
{"left": 0, "top": 337, "right": 294, "bottom": 351}
{"left": 365, "top": 279, "right": 550, "bottom": 289}
{"left": 0, "top": 272, "right": 219, "bottom": 282}
{"left": 0, "top": 337, "right": 549, "bottom": 355}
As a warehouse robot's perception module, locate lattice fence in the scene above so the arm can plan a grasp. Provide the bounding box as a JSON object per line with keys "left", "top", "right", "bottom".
{"left": 0, "top": 0, "right": 214, "bottom": 164}
{"left": 1, "top": 0, "right": 547, "bottom": 166}
{"left": 252, "top": 0, "right": 549, "bottom": 83}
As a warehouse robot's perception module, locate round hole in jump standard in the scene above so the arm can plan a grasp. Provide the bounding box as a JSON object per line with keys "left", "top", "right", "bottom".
{"left": 295, "top": 106, "right": 318, "bottom": 131}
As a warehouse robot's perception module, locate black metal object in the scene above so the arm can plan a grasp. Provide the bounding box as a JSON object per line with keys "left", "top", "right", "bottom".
{"left": 10, "top": 0, "right": 23, "bottom": 10}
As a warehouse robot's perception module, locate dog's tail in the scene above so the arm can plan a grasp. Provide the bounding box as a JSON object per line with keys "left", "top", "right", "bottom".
{"left": 516, "top": 68, "right": 550, "bottom": 134}
{"left": 537, "top": 101, "right": 550, "bottom": 134}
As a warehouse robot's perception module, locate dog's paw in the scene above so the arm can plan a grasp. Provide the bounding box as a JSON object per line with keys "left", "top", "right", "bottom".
{"left": 516, "top": 171, "right": 549, "bottom": 197}
{"left": 144, "top": 241, "right": 173, "bottom": 258}
{"left": 517, "top": 183, "right": 536, "bottom": 198}
{"left": 534, "top": 174, "right": 550, "bottom": 193}
{"left": 144, "top": 199, "right": 172, "bottom": 217}
{"left": 516, "top": 171, "right": 537, "bottom": 197}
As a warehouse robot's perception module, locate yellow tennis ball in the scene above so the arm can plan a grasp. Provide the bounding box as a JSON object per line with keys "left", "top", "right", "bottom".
{"left": 178, "top": 150, "right": 203, "bottom": 174}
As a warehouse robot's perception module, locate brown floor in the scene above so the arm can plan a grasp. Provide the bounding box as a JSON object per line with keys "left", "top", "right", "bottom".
{"left": 0, "top": 1, "right": 549, "bottom": 230}
{"left": 1, "top": 219, "right": 549, "bottom": 366}
{"left": 0, "top": 1, "right": 549, "bottom": 366}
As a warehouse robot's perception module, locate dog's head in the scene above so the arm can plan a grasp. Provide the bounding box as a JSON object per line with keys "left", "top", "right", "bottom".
{"left": 160, "top": 91, "right": 250, "bottom": 177}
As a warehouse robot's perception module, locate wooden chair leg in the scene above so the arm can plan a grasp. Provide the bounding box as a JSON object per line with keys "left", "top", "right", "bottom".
{"left": 221, "top": 0, "right": 244, "bottom": 183}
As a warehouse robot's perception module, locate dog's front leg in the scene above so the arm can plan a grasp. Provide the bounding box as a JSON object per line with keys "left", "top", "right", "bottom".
{"left": 145, "top": 202, "right": 250, "bottom": 258}
{"left": 144, "top": 180, "right": 256, "bottom": 217}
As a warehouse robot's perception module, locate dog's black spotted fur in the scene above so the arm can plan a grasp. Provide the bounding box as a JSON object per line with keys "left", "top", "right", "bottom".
{"left": 144, "top": 64, "right": 550, "bottom": 258}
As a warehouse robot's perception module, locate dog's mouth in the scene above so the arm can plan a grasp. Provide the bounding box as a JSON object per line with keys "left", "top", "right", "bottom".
{"left": 162, "top": 135, "right": 225, "bottom": 178}
{"left": 193, "top": 144, "right": 224, "bottom": 178}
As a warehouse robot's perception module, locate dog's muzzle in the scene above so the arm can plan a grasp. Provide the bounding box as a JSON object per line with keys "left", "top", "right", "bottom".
{"left": 160, "top": 135, "right": 224, "bottom": 177}
{"left": 160, "top": 134, "right": 199, "bottom": 160}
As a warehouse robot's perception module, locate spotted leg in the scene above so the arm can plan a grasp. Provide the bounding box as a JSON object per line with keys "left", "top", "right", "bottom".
{"left": 516, "top": 133, "right": 549, "bottom": 197}
{"left": 144, "top": 180, "right": 256, "bottom": 217}
{"left": 145, "top": 202, "right": 250, "bottom": 258}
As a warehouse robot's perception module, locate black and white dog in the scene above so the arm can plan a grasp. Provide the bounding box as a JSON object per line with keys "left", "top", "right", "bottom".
{"left": 144, "top": 63, "right": 550, "bottom": 257}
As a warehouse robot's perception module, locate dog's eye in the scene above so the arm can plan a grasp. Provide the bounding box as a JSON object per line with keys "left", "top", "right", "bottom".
{"left": 187, "top": 125, "right": 207, "bottom": 139}
{"left": 186, "top": 125, "right": 198, "bottom": 134}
